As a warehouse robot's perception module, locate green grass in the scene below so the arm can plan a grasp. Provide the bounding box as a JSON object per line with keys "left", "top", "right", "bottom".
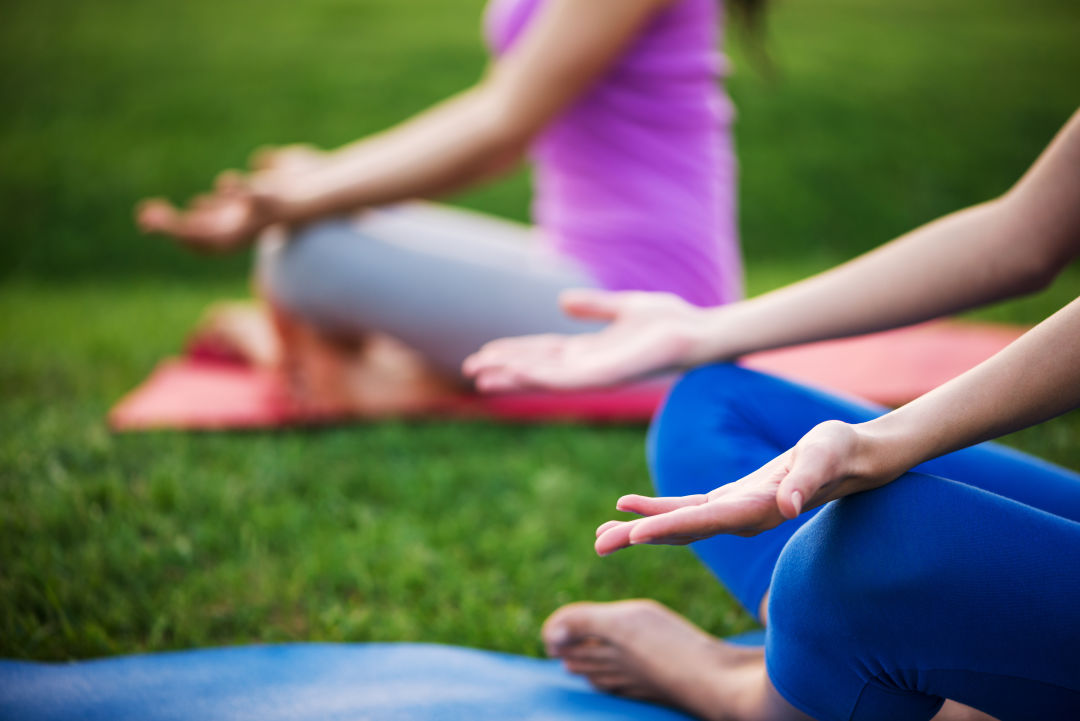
{"left": 1, "top": 0, "right": 1079, "bottom": 661}
{"left": 0, "top": 280, "right": 757, "bottom": 659}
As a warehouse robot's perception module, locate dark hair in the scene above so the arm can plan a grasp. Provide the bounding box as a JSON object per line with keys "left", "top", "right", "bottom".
{"left": 727, "top": 0, "right": 773, "bottom": 75}
{"left": 728, "top": 0, "right": 768, "bottom": 33}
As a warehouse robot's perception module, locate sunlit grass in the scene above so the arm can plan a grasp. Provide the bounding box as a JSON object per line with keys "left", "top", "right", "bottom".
{"left": 1, "top": 0, "right": 1077, "bottom": 660}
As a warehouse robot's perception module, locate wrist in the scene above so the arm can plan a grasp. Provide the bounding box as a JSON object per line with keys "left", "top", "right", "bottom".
{"left": 257, "top": 178, "right": 323, "bottom": 227}
{"left": 681, "top": 305, "right": 738, "bottom": 366}
{"left": 850, "top": 413, "right": 925, "bottom": 489}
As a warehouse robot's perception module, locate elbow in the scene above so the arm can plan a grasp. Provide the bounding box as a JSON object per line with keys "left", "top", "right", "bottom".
{"left": 480, "top": 108, "right": 535, "bottom": 160}
{"left": 999, "top": 238, "right": 1066, "bottom": 298}
{"left": 1011, "top": 257, "right": 1061, "bottom": 296}
{"left": 468, "top": 83, "right": 540, "bottom": 159}
{"left": 989, "top": 196, "right": 1072, "bottom": 297}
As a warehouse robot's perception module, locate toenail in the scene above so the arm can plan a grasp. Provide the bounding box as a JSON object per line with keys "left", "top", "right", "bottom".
{"left": 548, "top": 626, "right": 569, "bottom": 647}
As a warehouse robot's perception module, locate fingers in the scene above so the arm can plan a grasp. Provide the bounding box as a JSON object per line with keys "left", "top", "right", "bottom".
{"left": 595, "top": 520, "right": 622, "bottom": 537}
{"left": 191, "top": 193, "right": 220, "bottom": 210}
{"left": 615, "top": 493, "right": 708, "bottom": 516}
{"left": 594, "top": 508, "right": 713, "bottom": 554}
{"left": 463, "top": 335, "right": 564, "bottom": 375}
{"left": 463, "top": 334, "right": 579, "bottom": 392}
{"left": 559, "top": 289, "right": 626, "bottom": 322}
{"left": 624, "top": 501, "right": 746, "bottom": 546}
{"left": 593, "top": 493, "right": 712, "bottom": 554}
{"left": 471, "top": 367, "right": 527, "bottom": 393}
{"left": 499, "top": 361, "right": 599, "bottom": 392}
{"left": 594, "top": 519, "right": 639, "bottom": 556}
{"left": 135, "top": 198, "right": 181, "bottom": 234}
{"left": 214, "top": 169, "right": 247, "bottom": 195}
{"left": 138, "top": 196, "right": 254, "bottom": 252}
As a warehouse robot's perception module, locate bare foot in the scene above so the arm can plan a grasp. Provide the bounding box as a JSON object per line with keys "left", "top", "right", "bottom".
{"left": 338, "top": 333, "right": 462, "bottom": 416}
{"left": 189, "top": 298, "right": 459, "bottom": 417}
{"left": 189, "top": 300, "right": 282, "bottom": 367}
{"left": 268, "top": 305, "right": 462, "bottom": 417}
{"left": 543, "top": 600, "right": 804, "bottom": 721}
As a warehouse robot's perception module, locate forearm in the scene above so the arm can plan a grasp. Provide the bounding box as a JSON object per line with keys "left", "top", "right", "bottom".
{"left": 689, "top": 110, "right": 1080, "bottom": 364}
{"left": 692, "top": 197, "right": 1052, "bottom": 362}
{"left": 856, "top": 295, "right": 1080, "bottom": 480}
{"left": 261, "top": 0, "right": 673, "bottom": 225}
{"left": 267, "top": 85, "right": 523, "bottom": 222}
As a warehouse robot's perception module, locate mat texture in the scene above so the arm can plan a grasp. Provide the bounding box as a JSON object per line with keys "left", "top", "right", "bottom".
{"left": 0, "top": 642, "right": 704, "bottom": 721}
{"left": 109, "top": 320, "right": 1025, "bottom": 430}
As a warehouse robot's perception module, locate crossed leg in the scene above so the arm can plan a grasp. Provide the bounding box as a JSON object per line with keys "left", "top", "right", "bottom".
{"left": 547, "top": 365, "right": 1080, "bottom": 720}
{"left": 194, "top": 201, "right": 602, "bottom": 413}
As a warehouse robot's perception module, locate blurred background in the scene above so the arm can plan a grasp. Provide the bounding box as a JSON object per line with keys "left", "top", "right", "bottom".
{"left": 2, "top": 0, "right": 1078, "bottom": 660}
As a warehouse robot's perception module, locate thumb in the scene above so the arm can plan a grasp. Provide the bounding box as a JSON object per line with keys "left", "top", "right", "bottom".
{"left": 214, "top": 169, "right": 247, "bottom": 195}
{"left": 559, "top": 289, "right": 628, "bottom": 322}
{"left": 776, "top": 443, "right": 837, "bottom": 520}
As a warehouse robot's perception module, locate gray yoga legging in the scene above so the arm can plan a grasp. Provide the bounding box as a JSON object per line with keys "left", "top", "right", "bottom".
{"left": 257, "top": 202, "right": 602, "bottom": 376}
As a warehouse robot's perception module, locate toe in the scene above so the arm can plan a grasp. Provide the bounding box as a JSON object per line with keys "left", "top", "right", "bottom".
{"left": 563, "top": 637, "right": 618, "bottom": 662}
{"left": 586, "top": 671, "right": 633, "bottom": 694}
{"left": 542, "top": 602, "right": 603, "bottom": 656}
{"left": 563, "top": 657, "right": 614, "bottom": 675}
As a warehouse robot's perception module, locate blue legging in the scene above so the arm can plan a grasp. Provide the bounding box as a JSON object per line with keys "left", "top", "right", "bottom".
{"left": 648, "top": 364, "right": 1080, "bottom": 721}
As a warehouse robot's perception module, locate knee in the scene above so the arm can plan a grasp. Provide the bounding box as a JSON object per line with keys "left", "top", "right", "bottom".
{"left": 647, "top": 364, "right": 777, "bottom": 496}
{"left": 770, "top": 476, "right": 940, "bottom": 629}
{"left": 257, "top": 219, "right": 355, "bottom": 321}
{"left": 767, "top": 503, "right": 870, "bottom": 646}
{"left": 765, "top": 476, "right": 947, "bottom": 715}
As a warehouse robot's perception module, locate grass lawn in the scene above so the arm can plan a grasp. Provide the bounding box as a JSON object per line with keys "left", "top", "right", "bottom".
{"left": 1, "top": 0, "right": 1078, "bottom": 661}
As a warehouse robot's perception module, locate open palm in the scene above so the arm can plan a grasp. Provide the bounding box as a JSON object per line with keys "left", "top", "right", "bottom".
{"left": 135, "top": 145, "right": 323, "bottom": 253}
{"left": 464, "top": 289, "right": 706, "bottom": 391}
{"left": 136, "top": 190, "right": 269, "bottom": 253}
{"left": 594, "top": 420, "right": 874, "bottom": 555}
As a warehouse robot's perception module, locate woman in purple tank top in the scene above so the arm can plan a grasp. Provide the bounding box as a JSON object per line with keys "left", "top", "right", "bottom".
{"left": 137, "top": 0, "right": 744, "bottom": 412}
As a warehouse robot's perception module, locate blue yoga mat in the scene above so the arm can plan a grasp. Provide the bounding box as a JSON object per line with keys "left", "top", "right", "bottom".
{"left": 0, "top": 640, "right": 768, "bottom": 720}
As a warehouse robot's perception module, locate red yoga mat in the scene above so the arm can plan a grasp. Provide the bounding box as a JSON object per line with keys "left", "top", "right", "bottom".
{"left": 108, "top": 320, "right": 1025, "bottom": 431}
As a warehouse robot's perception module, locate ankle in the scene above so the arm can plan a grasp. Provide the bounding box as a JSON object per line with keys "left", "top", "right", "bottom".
{"left": 700, "top": 647, "right": 782, "bottom": 721}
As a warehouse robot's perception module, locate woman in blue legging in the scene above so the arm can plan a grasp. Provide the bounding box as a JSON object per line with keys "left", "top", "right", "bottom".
{"left": 465, "top": 109, "right": 1080, "bottom": 721}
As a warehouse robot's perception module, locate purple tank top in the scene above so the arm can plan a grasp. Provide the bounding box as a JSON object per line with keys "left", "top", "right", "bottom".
{"left": 484, "top": 0, "right": 742, "bottom": 306}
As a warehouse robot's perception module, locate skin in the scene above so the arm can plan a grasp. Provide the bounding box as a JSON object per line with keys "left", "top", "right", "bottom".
{"left": 136, "top": 0, "right": 680, "bottom": 249}
{"left": 133, "top": 0, "right": 684, "bottom": 412}
{"left": 464, "top": 109, "right": 1080, "bottom": 720}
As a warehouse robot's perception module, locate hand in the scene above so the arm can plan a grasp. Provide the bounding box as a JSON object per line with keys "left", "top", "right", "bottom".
{"left": 594, "top": 421, "right": 887, "bottom": 555}
{"left": 136, "top": 171, "right": 284, "bottom": 253}
{"left": 136, "top": 144, "right": 325, "bottom": 253}
{"left": 463, "top": 289, "right": 708, "bottom": 391}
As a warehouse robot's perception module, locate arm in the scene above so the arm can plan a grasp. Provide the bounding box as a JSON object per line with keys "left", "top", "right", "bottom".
{"left": 465, "top": 109, "right": 1080, "bottom": 390}
{"left": 855, "top": 295, "right": 1080, "bottom": 482}
{"left": 691, "top": 109, "right": 1080, "bottom": 360}
{"left": 274, "top": 0, "right": 672, "bottom": 217}
{"left": 137, "top": 0, "right": 675, "bottom": 247}
{"left": 594, "top": 295, "right": 1080, "bottom": 555}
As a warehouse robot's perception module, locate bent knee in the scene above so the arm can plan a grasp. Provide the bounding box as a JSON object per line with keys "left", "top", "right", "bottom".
{"left": 769, "top": 475, "right": 947, "bottom": 623}
{"left": 257, "top": 219, "right": 360, "bottom": 325}
{"left": 765, "top": 475, "right": 958, "bottom": 720}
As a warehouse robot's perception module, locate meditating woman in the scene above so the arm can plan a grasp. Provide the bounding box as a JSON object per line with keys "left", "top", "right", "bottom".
{"left": 136, "top": 0, "right": 748, "bottom": 413}
{"left": 465, "top": 109, "right": 1080, "bottom": 720}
